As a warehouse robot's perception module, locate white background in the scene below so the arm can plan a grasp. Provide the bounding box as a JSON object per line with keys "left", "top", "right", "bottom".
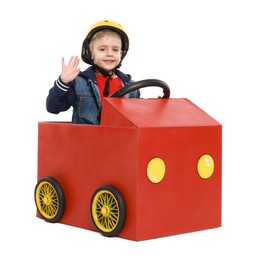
{"left": 1, "top": 0, "right": 254, "bottom": 259}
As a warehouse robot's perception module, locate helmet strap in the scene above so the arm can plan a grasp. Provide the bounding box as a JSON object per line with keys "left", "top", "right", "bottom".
{"left": 103, "top": 77, "right": 110, "bottom": 96}
{"left": 92, "top": 63, "right": 115, "bottom": 97}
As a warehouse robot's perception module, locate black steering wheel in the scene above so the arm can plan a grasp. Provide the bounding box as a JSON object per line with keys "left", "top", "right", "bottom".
{"left": 110, "top": 79, "right": 170, "bottom": 98}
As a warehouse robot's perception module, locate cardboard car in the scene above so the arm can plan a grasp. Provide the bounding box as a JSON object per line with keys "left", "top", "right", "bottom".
{"left": 35, "top": 79, "right": 222, "bottom": 241}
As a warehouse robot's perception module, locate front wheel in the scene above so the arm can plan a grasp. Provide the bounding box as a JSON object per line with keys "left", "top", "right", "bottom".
{"left": 90, "top": 185, "right": 126, "bottom": 237}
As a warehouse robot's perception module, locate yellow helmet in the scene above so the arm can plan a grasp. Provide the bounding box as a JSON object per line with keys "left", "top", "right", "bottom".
{"left": 81, "top": 20, "right": 129, "bottom": 67}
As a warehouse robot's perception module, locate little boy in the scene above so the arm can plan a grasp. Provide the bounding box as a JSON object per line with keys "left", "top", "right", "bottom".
{"left": 46, "top": 20, "right": 140, "bottom": 124}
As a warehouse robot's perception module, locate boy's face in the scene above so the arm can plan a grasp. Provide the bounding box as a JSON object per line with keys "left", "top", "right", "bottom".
{"left": 90, "top": 34, "right": 122, "bottom": 74}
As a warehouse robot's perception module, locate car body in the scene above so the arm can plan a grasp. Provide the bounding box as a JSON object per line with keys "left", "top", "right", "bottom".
{"left": 35, "top": 97, "right": 222, "bottom": 241}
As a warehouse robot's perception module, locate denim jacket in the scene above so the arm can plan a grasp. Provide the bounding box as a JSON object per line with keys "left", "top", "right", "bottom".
{"left": 46, "top": 66, "right": 140, "bottom": 124}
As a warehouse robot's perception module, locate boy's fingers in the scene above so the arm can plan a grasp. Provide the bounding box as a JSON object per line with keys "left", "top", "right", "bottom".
{"left": 66, "top": 56, "right": 74, "bottom": 67}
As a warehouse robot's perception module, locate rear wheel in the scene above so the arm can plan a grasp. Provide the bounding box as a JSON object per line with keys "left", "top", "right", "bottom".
{"left": 34, "top": 176, "right": 65, "bottom": 223}
{"left": 90, "top": 185, "right": 126, "bottom": 237}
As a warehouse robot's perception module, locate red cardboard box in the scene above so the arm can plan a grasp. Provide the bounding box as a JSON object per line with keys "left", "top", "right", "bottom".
{"left": 36, "top": 98, "right": 222, "bottom": 241}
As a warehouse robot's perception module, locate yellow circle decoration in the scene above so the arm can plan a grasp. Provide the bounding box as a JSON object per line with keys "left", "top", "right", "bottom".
{"left": 147, "top": 158, "right": 166, "bottom": 183}
{"left": 197, "top": 154, "right": 214, "bottom": 179}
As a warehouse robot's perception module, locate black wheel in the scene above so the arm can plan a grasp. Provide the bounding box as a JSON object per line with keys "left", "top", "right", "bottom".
{"left": 90, "top": 185, "right": 126, "bottom": 237}
{"left": 34, "top": 176, "right": 65, "bottom": 223}
{"left": 110, "top": 79, "right": 170, "bottom": 98}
